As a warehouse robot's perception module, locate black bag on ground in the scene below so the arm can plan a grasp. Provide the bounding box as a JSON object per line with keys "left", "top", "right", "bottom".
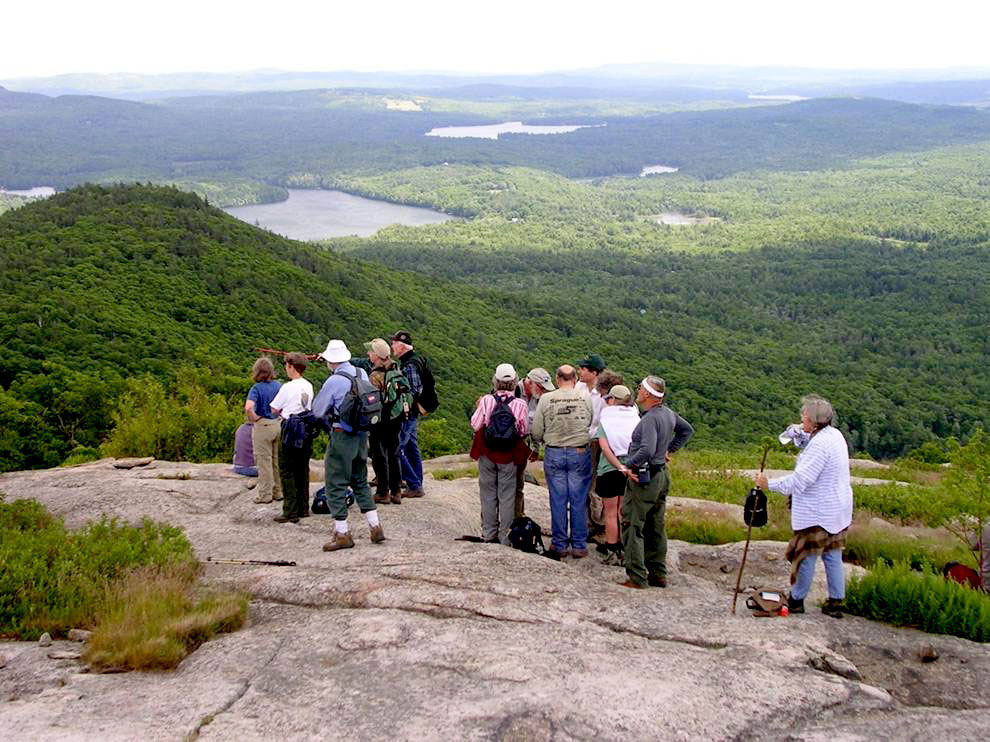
{"left": 484, "top": 394, "right": 520, "bottom": 451}
{"left": 311, "top": 486, "right": 330, "bottom": 515}
{"left": 744, "top": 487, "right": 768, "bottom": 528}
{"left": 336, "top": 370, "right": 383, "bottom": 431}
{"left": 508, "top": 516, "right": 546, "bottom": 554}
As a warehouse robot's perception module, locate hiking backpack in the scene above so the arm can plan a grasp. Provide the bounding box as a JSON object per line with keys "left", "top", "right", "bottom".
{"left": 335, "top": 370, "right": 383, "bottom": 432}
{"left": 382, "top": 366, "right": 413, "bottom": 422}
{"left": 411, "top": 354, "right": 439, "bottom": 414}
{"left": 484, "top": 394, "right": 520, "bottom": 451}
{"left": 508, "top": 516, "right": 546, "bottom": 555}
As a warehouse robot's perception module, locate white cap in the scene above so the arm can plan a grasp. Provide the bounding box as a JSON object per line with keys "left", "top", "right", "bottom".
{"left": 319, "top": 339, "right": 351, "bottom": 363}
{"left": 494, "top": 363, "right": 517, "bottom": 382}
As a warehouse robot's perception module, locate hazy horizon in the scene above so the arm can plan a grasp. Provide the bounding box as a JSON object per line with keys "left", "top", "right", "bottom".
{"left": 6, "top": 0, "right": 990, "bottom": 80}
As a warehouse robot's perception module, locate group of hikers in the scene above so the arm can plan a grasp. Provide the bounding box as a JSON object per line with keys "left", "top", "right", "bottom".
{"left": 231, "top": 331, "right": 990, "bottom": 614}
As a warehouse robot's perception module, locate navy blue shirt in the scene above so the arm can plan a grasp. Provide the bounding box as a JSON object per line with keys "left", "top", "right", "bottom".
{"left": 247, "top": 380, "right": 282, "bottom": 419}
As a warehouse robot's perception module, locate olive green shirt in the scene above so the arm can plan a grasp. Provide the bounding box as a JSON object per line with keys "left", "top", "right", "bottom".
{"left": 530, "top": 387, "right": 593, "bottom": 448}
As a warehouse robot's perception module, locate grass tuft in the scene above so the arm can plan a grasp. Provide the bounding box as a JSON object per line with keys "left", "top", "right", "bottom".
{"left": 432, "top": 465, "right": 479, "bottom": 480}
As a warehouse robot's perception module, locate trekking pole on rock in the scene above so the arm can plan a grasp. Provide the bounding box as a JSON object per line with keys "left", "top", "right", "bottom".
{"left": 732, "top": 444, "right": 770, "bottom": 615}
{"left": 207, "top": 557, "right": 297, "bottom": 566}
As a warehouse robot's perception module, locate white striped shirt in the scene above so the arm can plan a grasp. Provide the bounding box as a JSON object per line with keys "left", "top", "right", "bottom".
{"left": 768, "top": 426, "right": 853, "bottom": 534}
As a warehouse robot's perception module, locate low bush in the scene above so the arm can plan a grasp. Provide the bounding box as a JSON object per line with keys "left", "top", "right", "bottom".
{"left": 843, "top": 524, "right": 970, "bottom": 572}
{"left": 0, "top": 495, "right": 246, "bottom": 669}
{"left": 846, "top": 561, "right": 990, "bottom": 643}
{"left": 432, "top": 465, "right": 479, "bottom": 481}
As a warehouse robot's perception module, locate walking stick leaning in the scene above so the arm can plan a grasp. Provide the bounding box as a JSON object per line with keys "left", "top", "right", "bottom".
{"left": 732, "top": 444, "right": 770, "bottom": 614}
{"left": 207, "top": 557, "right": 297, "bottom": 566}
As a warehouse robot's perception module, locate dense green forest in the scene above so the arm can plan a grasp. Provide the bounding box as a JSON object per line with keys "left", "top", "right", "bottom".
{"left": 4, "top": 85, "right": 990, "bottom": 194}
{"left": 1, "top": 182, "right": 988, "bottom": 471}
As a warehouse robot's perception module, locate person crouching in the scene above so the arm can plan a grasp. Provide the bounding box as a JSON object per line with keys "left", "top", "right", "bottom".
{"left": 470, "top": 364, "right": 530, "bottom": 544}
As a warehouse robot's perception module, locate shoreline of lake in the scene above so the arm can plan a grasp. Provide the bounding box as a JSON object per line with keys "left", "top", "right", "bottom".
{"left": 224, "top": 188, "right": 455, "bottom": 240}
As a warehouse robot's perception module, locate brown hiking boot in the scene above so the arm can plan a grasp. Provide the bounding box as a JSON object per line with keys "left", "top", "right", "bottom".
{"left": 322, "top": 531, "right": 355, "bottom": 551}
{"left": 369, "top": 525, "right": 386, "bottom": 544}
{"left": 390, "top": 490, "right": 402, "bottom": 504}
{"left": 373, "top": 493, "right": 390, "bottom": 504}
{"left": 620, "top": 579, "right": 646, "bottom": 589}
{"left": 403, "top": 488, "right": 425, "bottom": 498}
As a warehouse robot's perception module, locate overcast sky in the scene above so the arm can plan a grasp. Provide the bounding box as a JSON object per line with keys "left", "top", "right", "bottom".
{"left": 4, "top": 0, "right": 989, "bottom": 79}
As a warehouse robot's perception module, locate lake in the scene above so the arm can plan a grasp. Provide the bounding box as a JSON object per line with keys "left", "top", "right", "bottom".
{"left": 640, "top": 165, "right": 679, "bottom": 177}
{"left": 425, "top": 121, "right": 604, "bottom": 139}
{"left": 0, "top": 186, "right": 56, "bottom": 197}
{"left": 656, "top": 211, "right": 719, "bottom": 226}
{"left": 224, "top": 189, "right": 454, "bottom": 240}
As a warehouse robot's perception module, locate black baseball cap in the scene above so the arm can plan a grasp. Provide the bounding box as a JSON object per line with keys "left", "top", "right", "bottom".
{"left": 391, "top": 330, "right": 413, "bottom": 344}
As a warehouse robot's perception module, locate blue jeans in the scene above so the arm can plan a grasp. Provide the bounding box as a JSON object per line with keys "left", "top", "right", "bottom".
{"left": 398, "top": 416, "right": 423, "bottom": 490}
{"left": 792, "top": 548, "right": 845, "bottom": 600}
{"left": 543, "top": 446, "right": 592, "bottom": 552}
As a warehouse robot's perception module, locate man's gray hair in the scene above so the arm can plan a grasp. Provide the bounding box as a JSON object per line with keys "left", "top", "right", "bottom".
{"left": 493, "top": 377, "right": 517, "bottom": 392}
{"left": 801, "top": 395, "right": 836, "bottom": 431}
{"left": 642, "top": 375, "right": 666, "bottom": 402}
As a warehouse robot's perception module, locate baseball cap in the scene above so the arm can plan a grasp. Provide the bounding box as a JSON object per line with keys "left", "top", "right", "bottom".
{"left": 391, "top": 330, "right": 413, "bottom": 345}
{"left": 363, "top": 338, "right": 391, "bottom": 358}
{"left": 605, "top": 384, "right": 632, "bottom": 403}
{"left": 526, "top": 367, "right": 555, "bottom": 391}
{"left": 577, "top": 353, "right": 606, "bottom": 372}
{"left": 494, "top": 363, "right": 517, "bottom": 382}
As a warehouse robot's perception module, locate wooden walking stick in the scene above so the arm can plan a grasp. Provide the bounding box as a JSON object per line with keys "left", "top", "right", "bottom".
{"left": 732, "top": 444, "right": 770, "bottom": 614}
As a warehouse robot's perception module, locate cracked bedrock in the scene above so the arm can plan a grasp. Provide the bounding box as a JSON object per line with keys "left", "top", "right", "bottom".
{"left": 1, "top": 459, "right": 989, "bottom": 741}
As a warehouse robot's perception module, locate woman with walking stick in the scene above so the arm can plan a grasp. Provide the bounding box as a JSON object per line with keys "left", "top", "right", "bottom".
{"left": 755, "top": 395, "right": 853, "bottom": 618}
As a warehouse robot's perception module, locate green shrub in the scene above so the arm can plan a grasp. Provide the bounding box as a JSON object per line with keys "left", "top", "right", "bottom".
{"left": 61, "top": 446, "right": 102, "bottom": 467}
{"left": 100, "top": 375, "right": 240, "bottom": 462}
{"left": 432, "top": 465, "right": 479, "bottom": 480}
{"left": 418, "top": 416, "right": 467, "bottom": 459}
{"left": 846, "top": 561, "right": 990, "bottom": 642}
{"left": 0, "top": 495, "right": 196, "bottom": 639}
{"left": 844, "top": 526, "right": 970, "bottom": 572}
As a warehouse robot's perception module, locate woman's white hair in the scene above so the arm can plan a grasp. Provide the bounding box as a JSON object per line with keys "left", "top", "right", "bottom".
{"left": 801, "top": 395, "right": 836, "bottom": 431}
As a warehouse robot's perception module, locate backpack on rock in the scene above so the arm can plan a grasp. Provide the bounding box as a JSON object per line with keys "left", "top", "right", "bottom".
{"left": 508, "top": 516, "right": 547, "bottom": 555}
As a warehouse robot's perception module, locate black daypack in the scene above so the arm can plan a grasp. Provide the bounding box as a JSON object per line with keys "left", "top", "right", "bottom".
{"left": 484, "top": 394, "right": 520, "bottom": 451}
{"left": 335, "top": 370, "right": 383, "bottom": 432}
{"left": 411, "top": 354, "right": 439, "bottom": 414}
{"left": 744, "top": 486, "right": 768, "bottom": 528}
{"left": 508, "top": 516, "right": 546, "bottom": 554}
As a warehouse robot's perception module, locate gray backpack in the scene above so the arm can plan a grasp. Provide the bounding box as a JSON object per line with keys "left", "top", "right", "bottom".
{"left": 335, "top": 370, "right": 383, "bottom": 431}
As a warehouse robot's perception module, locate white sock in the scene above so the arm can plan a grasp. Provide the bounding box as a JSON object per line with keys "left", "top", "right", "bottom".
{"left": 365, "top": 510, "right": 380, "bottom": 528}
{"left": 335, "top": 520, "right": 349, "bottom": 534}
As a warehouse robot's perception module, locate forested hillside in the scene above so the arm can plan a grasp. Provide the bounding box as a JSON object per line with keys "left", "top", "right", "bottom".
{"left": 4, "top": 87, "right": 990, "bottom": 193}
{"left": 2, "top": 183, "right": 988, "bottom": 472}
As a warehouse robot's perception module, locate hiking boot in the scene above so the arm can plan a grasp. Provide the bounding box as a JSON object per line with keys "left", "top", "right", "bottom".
{"left": 273, "top": 515, "right": 299, "bottom": 524}
{"left": 647, "top": 574, "right": 667, "bottom": 588}
{"left": 821, "top": 598, "right": 845, "bottom": 619}
{"left": 369, "top": 525, "right": 386, "bottom": 544}
{"left": 402, "top": 487, "right": 425, "bottom": 498}
{"left": 787, "top": 595, "right": 805, "bottom": 614}
{"left": 373, "top": 493, "right": 390, "bottom": 504}
{"left": 596, "top": 543, "right": 610, "bottom": 555}
{"left": 322, "top": 531, "right": 355, "bottom": 551}
{"left": 253, "top": 494, "right": 273, "bottom": 504}
{"left": 390, "top": 490, "right": 402, "bottom": 505}
{"left": 570, "top": 548, "right": 589, "bottom": 559}
{"left": 620, "top": 579, "right": 646, "bottom": 590}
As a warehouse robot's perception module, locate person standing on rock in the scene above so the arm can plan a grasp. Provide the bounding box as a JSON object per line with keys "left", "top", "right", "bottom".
{"left": 245, "top": 357, "right": 282, "bottom": 503}
{"left": 619, "top": 376, "right": 693, "bottom": 589}
{"left": 531, "top": 365, "right": 594, "bottom": 558}
{"left": 514, "top": 368, "right": 555, "bottom": 517}
{"left": 366, "top": 338, "right": 406, "bottom": 505}
{"left": 391, "top": 330, "right": 429, "bottom": 499}
{"left": 595, "top": 384, "right": 640, "bottom": 565}
{"left": 269, "top": 353, "right": 314, "bottom": 524}
{"left": 470, "top": 364, "right": 531, "bottom": 544}
{"left": 576, "top": 354, "right": 609, "bottom": 539}
{"left": 313, "top": 339, "right": 385, "bottom": 551}
{"left": 756, "top": 395, "right": 852, "bottom": 618}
